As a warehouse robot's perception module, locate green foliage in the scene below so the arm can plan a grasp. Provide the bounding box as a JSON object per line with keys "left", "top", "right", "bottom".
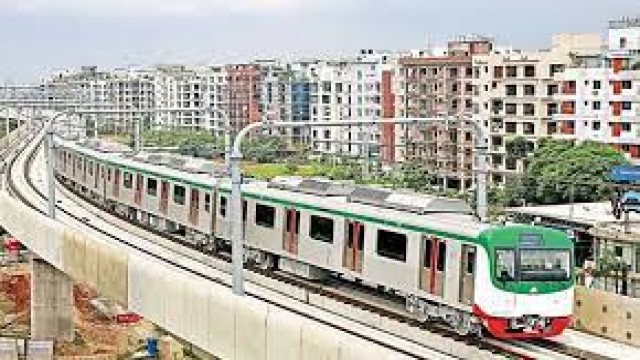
{"left": 505, "top": 139, "right": 628, "bottom": 205}
{"left": 242, "top": 137, "right": 289, "bottom": 163}
{"left": 398, "top": 160, "right": 433, "bottom": 191}
{"left": 505, "top": 136, "right": 532, "bottom": 160}
{"left": 594, "top": 249, "right": 626, "bottom": 277}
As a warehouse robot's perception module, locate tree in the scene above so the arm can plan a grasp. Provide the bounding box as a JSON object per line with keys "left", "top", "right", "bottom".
{"left": 505, "top": 136, "right": 531, "bottom": 161}
{"left": 399, "top": 160, "right": 433, "bottom": 192}
{"left": 506, "top": 139, "right": 628, "bottom": 205}
{"left": 242, "top": 137, "right": 288, "bottom": 163}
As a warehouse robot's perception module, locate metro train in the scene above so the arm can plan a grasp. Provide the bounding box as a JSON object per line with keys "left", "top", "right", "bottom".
{"left": 53, "top": 138, "right": 575, "bottom": 339}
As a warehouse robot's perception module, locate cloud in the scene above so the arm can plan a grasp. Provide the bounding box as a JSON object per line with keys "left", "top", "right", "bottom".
{"left": 0, "top": 0, "right": 324, "bottom": 16}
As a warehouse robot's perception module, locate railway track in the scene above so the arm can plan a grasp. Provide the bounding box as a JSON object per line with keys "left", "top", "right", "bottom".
{"left": 6, "top": 129, "right": 618, "bottom": 360}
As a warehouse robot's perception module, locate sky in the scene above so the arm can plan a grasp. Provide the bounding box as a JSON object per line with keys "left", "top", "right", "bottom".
{"left": 0, "top": 0, "right": 637, "bottom": 82}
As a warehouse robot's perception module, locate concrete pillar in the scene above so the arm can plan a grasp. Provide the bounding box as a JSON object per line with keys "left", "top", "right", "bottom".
{"left": 31, "top": 257, "right": 74, "bottom": 341}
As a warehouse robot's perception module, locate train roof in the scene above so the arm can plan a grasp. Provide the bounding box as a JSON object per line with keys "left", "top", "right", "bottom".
{"left": 58, "top": 138, "right": 575, "bottom": 247}
{"left": 217, "top": 179, "right": 489, "bottom": 240}
{"left": 56, "top": 139, "right": 220, "bottom": 189}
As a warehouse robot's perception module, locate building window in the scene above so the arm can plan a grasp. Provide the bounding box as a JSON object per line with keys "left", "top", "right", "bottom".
{"left": 219, "top": 196, "right": 227, "bottom": 217}
{"left": 309, "top": 215, "right": 334, "bottom": 243}
{"left": 173, "top": 185, "right": 185, "bottom": 205}
{"left": 523, "top": 122, "right": 535, "bottom": 135}
{"left": 593, "top": 80, "right": 601, "bottom": 90}
{"left": 524, "top": 85, "right": 535, "bottom": 96}
{"left": 506, "top": 66, "right": 517, "bottom": 78}
{"left": 376, "top": 229, "right": 407, "bottom": 262}
{"left": 524, "top": 65, "right": 535, "bottom": 78}
{"left": 505, "top": 103, "right": 517, "bottom": 115}
{"left": 523, "top": 103, "right": 535, "bottom": 116}
{"left": 593, "top": 121, "right": 601, "bottom": 131}
{"left": 204, "top": 194, "right": 211, "bottom": 213}
{"left": 493, "top": 66, "right": 504, "bottom": 78}
{"left": 255, "top": 203, "right": 276, "bottom": 228}
{"left": 505, "top": 85, "right": 517, "bottom": 96}
{"left": 123, "top": 172, "right": 133, "bottom": 189}
{"left": 505, "top": 122, "right": 517, "bottom": 134}
{"left": 622, "top": 81, "right": 632, "bottom": 90}
{"left": 147, "top": 178, "right": 158, "bottom": 196}
{"left": 622, "top": 102, "right": 632, "bottom": 110}
{"left": 593, "top": 101, "right": 601, "bottom": 110}
{"left": 622, "top": 122, "right": 632, "bottom": 132}
{"left": 620, "top": 37, "right": 628, "bottom": 49}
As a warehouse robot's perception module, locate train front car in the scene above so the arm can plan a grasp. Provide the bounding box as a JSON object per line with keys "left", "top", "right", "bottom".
{"left": 473, "top": 225, "right": 574, "bottom": 339}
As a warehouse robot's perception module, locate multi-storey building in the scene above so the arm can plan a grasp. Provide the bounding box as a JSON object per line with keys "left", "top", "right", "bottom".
{"left": 472, "top": 33, "right": 602, "bottom": 185}
{"left": 224, "top": 64, "right": 262, "bottom": 136}
{"left": 44, "top": 66, "right": 155, "bottom": 134}
{"left": 395, "top": 36, "right": 493, "bottom": 191}
{"left": 303, "top": 50, "right": 396, "bottom": 159}
{"left": 553, "top": 17, "right": 640, "bottom": 163}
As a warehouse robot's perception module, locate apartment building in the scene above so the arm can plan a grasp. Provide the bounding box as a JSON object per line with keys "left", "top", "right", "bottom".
{"left": 553, "top": 17, "right": 640, "bottom": 163}
{"left": 224, "top": 64, "right": 262, "bottom": 136}
{"left": 395, "top": 36, "right": 492, "bottom": 191}
{"left": 44, "top": 66, "right": 155, "bottom": 134}
{"left": 301, "top": 50, "right": 396, "bottom": 159}
{"left": 472, "top": 33, "right": 602, "bottom": 185}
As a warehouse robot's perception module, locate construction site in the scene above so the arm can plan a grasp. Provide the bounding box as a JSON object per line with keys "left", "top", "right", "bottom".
{"left": 0, "top": 235, "right": 207, "bottom": 360}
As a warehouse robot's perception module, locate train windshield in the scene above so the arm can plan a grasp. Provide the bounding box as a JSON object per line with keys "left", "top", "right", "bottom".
{"left": 519, "top": 249, "right": 571, "bottom": 281}
{"left": 495, "top": 249, "right": 571, "bottom": 282}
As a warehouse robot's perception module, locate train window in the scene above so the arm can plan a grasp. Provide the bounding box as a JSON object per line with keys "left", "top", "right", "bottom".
{"left": 255, "top": 204, "right": 276, "bottom": 228}
{"left": 123, "top": 172, "right": 133, "bottom": 189}
{"left": 424, "top": 238, "right": 433, "bottom": 267}
{"left": 519, "top": 249, "right": 570, "bottom": 281}
{"left": 173, "top": 185, "right": 186, "bottom": 205}
{"left": 204, "top": 194, "right": 211, "bottom": 213}
{"left": 466, "top": 249, "right": 476, "bottom": 274}
{"left": 147, "top": 178, "right": 158, "bottom": 196}
{"left": 376, "top": 229, "right": 407, "bottom": 262}
{"left": 496, "top": 249, "right": 516, "bottom": 281}
{"left": 310, "top": 215, "right": 334, "bottom": 243}
{"left": 219, "top": 196, "right": 227, "bottom": 217}
{"left": 437, "top": 242, "right": 447, "bottom": 272}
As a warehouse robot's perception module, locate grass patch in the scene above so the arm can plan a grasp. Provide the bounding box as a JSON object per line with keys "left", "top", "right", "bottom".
{"left": 242, "top": 163, "right": 337, "bottom": 180}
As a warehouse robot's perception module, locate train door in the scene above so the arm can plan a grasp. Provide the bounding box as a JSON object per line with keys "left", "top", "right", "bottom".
{"left": 113, "top": 169, "right": 121, "bottom": 198}
{"left": 283, "top": 208, "right": 300, "bottom": 255}
{"left": 134, "top": 174, "right": 143, "bottom": 205}
{"left": 102, "top": 166, "right": 108, "bottom": 200}
{"left": 82, "top": 158, "right": 87, "bottom": 183}
{"left": 420, "top": 237, "right": 446, "bottom": 297}
{"left": 343, "top": 221, "right": 364, "bottom": 273}
{"left": 94, "top": 164, "right": 100, "bottom": 189}
{"left": 459, "top": 245, "right": 476, "bottom": 305}
{"left": 189, "top": 189, "right": 200, "bottom": 226}
{"left": 160, "top": 181, "right": 169, "bottom": 215}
